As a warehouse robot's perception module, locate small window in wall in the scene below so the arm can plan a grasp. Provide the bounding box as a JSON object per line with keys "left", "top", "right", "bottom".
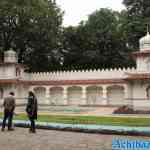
{"left": 0, "top": 88, "right": 3, "bottom": 99}
{"left": 146, "top": 86, "right": 150, "bottom": 99}
{"left": 16, "top": 67, "right": 21, "bottom": 77}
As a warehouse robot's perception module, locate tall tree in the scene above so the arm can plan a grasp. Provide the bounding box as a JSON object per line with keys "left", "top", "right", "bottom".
{"left": 0, "top": 0, "right": 63, "bottom": 72}
{"left": 62, "top": 8, "right": 135, "bottom": 70}
{"left": 123, "top": 0, "right": 150, "bottom": 17}
{"left": 123, "top": 0, "right": 150, "bottom": 50}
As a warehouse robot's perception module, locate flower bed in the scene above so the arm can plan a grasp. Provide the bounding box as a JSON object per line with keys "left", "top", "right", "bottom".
{"left": 113, "top": 105, "right": 150, "bottom": 114}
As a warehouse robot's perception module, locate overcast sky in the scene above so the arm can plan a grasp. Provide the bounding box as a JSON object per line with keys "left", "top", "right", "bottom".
{"left": 56, "top": 0, "right": 125, "bottom": 26}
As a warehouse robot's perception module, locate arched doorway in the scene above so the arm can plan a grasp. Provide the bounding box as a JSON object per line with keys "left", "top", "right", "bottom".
{"left": 50, "top": 87, "right": 63, "bottom": 105}
{"left": 68, "top": 86, "right": 82, "bottom": 105}
{"left": 87, "top": 86, "right": 102, "bottom": 105}
{"left": 33, "top": 87, "right": 46, "bottom": 103}
{"left": 107, "top": 85, "right": 124, "bottom": 105}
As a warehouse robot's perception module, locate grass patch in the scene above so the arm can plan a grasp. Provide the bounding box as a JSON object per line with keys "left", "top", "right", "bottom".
{"left": 0, "top": 112, "right": 150, "bottom": 127}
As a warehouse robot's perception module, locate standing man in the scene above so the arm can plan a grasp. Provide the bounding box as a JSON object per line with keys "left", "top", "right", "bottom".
{"left": 26, "top": 91, "right": 38, "bottom": 133}
{"left": 1, "top": 92, "right": 16, "bottom": 131}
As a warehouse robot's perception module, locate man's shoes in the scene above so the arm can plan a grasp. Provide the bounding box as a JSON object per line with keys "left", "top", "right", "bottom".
{"left": 29, "top": 129, "right": 36, "bottom": 133}
{"left": 8, "top": 128, "right": 14, "bottom": 131}
{"left": 32, "top": 130, "right": 36, "bottom": 133}
{"left": 1, "top": 128, "right": 4, "bottom": 132}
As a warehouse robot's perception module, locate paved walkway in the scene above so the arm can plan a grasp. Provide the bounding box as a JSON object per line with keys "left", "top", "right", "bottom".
{"left": 0, "top": 128, "right": 149, "bottom": 150}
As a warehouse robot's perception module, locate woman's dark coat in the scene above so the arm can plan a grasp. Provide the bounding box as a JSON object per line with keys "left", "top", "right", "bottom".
{"left": 26, "top": 96, "right": 38, "bottom": 119}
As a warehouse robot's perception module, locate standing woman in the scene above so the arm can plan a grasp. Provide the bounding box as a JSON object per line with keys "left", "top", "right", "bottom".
{"left": 26, "top": 91, "right": 38, "bottom": 133}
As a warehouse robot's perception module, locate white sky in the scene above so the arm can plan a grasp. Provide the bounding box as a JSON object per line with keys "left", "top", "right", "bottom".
{"left": 56, "top": 0, "right": 125, "bottom": 26}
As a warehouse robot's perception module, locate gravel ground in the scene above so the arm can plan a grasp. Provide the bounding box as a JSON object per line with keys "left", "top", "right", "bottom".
{"left": 0, "top": 127, "right": 149, "bottom": 150}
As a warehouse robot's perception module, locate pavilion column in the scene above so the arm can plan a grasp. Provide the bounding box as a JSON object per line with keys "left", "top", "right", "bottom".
{"left": 44, "top": 86, "right": 50, "bottom": 105}
{"left": 63, "top": 86, "right": 68, "bottom": 105}
{"left": 45, "top": 86, "right": 50, "bottom": 98}
{"left": 102, "top": 86, "right": 108, "bottom": 105}
{"left": 81, "top": 86, "right": 87, "bottom": 105}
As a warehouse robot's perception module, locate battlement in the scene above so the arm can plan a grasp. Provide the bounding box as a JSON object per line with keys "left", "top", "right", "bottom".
{"left": 22, "top": 67, "right": 136, "bottom": 81}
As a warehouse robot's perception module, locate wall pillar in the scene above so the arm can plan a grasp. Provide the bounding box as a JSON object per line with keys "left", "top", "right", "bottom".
{"left": 102, "top": 86, "right": 108, "bottom": 105}
{"left": 45, "top": 86, "right": 50, "bottom": 104}
{"left": 81, "top": 86, "right": 87, "bottom": 105}
{"left": 63, "top": 86, "right": 68, "bottom": 105}
{"left": 45, "top": 86, "right": 50, "bottom": 98}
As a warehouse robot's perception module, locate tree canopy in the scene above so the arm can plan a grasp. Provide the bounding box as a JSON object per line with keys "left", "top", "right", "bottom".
{"left": 62, "top": 8, "right": 135, "bottom": 70}
{"left": 0, "top": 0, "right": 150, "bottom": 72}
{"left": 0, "top": 0, "right": 63, "bottom": 72}
{"left": 123, "top": 0, "right": 150, "bottom": 49}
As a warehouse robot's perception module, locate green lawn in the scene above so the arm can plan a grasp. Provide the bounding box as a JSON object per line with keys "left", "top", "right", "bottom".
{"left": 0, "top": 112, "right": 150, "bottom": 127}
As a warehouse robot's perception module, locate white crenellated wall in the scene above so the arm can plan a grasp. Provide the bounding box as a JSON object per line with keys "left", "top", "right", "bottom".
{"left": 22, "top": 67, "right": 136, "bottom": 81}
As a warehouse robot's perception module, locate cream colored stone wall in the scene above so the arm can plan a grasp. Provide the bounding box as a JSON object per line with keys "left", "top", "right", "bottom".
{"left": 0, "top": 65, "right": 16, "bottom": 79}
{"left": 132, "top": 82, "right": 148, "bottom": 99}
{"left": 137, "top": 57, "right": 150, "bottom": 72}
{"left": 22, "top": 67, "right": 136, "bottom": 81}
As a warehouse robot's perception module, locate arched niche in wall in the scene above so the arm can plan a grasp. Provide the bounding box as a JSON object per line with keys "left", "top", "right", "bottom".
{"left": 16, "top": 67, "right": 21, "bottom": 77}
{"left": 33, "top": 87, "right": 46, "bottom": 102}
{"left": 146, "top": 85, "right": 150, "bottom": 99}
{"left": 86, "top": 86, "right": 102, "bottom": 105}
{"left": 68, "top": 86, "right": 82, "bottom": 105}
{"left": 50, "top": 87, "right": 63, "bottom": 105}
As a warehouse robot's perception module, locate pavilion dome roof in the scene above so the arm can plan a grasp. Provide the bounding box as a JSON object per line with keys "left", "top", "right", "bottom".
{"left": 140, "top": 32, "right": 150, "bottom": 51}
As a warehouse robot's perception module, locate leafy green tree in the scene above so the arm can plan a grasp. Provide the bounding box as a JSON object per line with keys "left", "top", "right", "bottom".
{"left": 123, "top": 0, "right": 150, "bottom": 50}
{"left": 62, "top": 8, "right": 135, "bottom": 70}
{"left": 61, "top": 26, "right": 87, "bottom": 70}
{"left": 0, "top": 0, "right": 63, "bottom": 72}
{"left": 123, "top": 0, "right": 150, "bottom": 17}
